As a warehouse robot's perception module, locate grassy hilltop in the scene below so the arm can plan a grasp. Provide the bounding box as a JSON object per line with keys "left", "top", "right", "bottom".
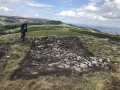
{"left": 0, "top": 17, "right": 120, "bottom": 90}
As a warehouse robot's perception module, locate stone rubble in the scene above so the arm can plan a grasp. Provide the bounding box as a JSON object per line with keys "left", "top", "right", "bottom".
{"left": 31, "top": 37, "right": 110, "bottom": 72}
{"left": 12, "top": 37, "right": 111, "bottom": 79}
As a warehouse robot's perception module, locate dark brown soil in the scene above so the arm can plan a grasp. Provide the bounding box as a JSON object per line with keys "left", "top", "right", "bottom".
{"left": 0, "top": 48, "right": 6, "bottom": 58}
{"left": 0, "top": 48, "right": 7, "bottom": 71}
{"left": 0, "top": 47, "right": 10, "bottom": 81}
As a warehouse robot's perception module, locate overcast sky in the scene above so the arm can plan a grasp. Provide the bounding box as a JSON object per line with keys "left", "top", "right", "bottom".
{"left": 0, "top": 0, "right": 120, "bottom": 27}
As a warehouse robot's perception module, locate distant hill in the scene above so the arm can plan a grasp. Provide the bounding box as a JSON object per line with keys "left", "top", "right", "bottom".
{"left": 0, "top": 15, "right": 63, "bottom": 34}
{"left": 68, "top": 24, "right": 101, "bottom": 33}
{"left": 75, "top": 24, "right": 120, "bottom": 35}
{"left": 0, "top": 15, "right": 63, "bottom": 25}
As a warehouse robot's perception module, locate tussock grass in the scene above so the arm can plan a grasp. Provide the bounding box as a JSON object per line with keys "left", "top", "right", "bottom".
{"left": 79, "top": 36, "right": 120, "bottom": 59}
{"left": 3, "top": 44, "right": 29, "bottom": 80}
{"left": 70, "top": 28, "right": 120, "bottom": 41}
{"left": 1, "top": 72, "right": 119, "bottom": 90}
{"left": 0, "top": 24, "right": 120, "bottom": 90}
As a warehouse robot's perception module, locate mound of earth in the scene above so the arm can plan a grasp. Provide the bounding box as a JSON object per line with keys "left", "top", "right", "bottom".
{"left": 11, "top": 37, "right": 110, "bottom": 79}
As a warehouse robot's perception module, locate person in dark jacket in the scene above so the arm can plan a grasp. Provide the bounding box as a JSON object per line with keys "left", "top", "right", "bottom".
{"left": 20, "top": 21, "right": 28, "bottom": 42}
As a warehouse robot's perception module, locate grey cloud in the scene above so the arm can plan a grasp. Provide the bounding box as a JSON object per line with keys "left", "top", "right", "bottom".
{"left": 58, "top": 0, "right": 120, "bottom": 24}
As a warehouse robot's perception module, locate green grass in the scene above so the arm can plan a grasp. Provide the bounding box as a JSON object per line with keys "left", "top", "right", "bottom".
{"left": 0, "top": 24, "right": 120, "bottom": 90}
{"left": 3, "top": 24, "right": 120, "bottom": 42}
{"left": 70, "top": 28, "right": 120, "bottom": 41}
{"left": 3, "top": 24, "right": 80, "bottom": 37}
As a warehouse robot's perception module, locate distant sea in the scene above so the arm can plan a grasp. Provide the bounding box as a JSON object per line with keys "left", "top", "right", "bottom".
{"left": 75, "top": 24, "right": 120, "bottom": 35}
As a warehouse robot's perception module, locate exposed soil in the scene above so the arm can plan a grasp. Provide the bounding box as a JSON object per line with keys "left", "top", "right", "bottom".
{"left": 11, "top": 37, "right": 111, "bottom": 80}
{"left": 0, "top": 47, "right": 10, "bottom": 81}
{"left": 0, "top": 48, "right": 6, "bottom": 58}
{"left": 0, "top": 48, "right": 10, "bottom": 70}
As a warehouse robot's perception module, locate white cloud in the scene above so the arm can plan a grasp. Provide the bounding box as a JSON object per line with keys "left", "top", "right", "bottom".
{"left": 114, "top": 0, "right": 120, "bottom": 4}
{"left": 89, "top": 0, "right": 102, "bottom": 3}
{"left": 58, "top": 0, "right": 77, "bottom": 3}
{"left": 0, "top": 6, "right": 13, "bottom": 12}
{"left": 57, "top": 0, "right": 120, "bottom": 23}
{"left": 84, "top": 3, "right": 99, "bottom": 11}
{"left": 35, "top": 14, "right": 38, "bottom": 17}
{"left": 58, "top": 10, "right": 107, "bottom": 22}
{"left": 0, "top": 0, "right": 52, "bottom": 8}
{"left": 102, "top": 0, "right": 120, "bottom": 18}
{"left": 27, "top": 1, "right": 52, "bottom": 7}
{"left": 63, "top": 0, "right": 74, "bottom": 2}
{"left": 57, "top": 5, "right": 106, "bottom": 22}
{"left": 0, "top": 0, "right": 22, "bottom": 3}
{"left": 57, "top": 10, "right": 76, "bottom": 17}
{"left": 93, "top": 16, "right": 107, "bottom": 21}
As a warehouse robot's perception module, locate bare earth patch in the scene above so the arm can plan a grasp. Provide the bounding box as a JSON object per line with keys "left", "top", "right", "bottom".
{"left": 11, "top": 37, "right": 111, "bottom": 79}
{"left": 0, "top": 47, "right": 10, "bottom": 80}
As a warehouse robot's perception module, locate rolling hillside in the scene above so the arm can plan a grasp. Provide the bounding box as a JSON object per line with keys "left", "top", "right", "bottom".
{"left": 0, "top": 15, "right": 63, "bottom": 25}
{"left": 0, "top": 16, "right": 120, "bottom": 90}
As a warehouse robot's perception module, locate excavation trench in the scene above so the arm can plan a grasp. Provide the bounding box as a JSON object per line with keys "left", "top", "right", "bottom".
{"left": 11, "top": 37, "right": 111, "bottom": 79}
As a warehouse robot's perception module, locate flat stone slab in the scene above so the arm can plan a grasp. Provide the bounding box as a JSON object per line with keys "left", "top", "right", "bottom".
{"left": 11, "top": 37, "right": 110, "bottom": 79}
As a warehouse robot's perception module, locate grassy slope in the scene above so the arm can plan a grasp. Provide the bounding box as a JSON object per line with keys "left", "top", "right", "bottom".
{"left": 0, "top": 24, "right": 120, "bottom": 90}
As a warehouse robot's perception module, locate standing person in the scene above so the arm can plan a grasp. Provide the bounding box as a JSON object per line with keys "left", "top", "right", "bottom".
{"left": 20, "top": 21, "right": 28, "bottom": 42}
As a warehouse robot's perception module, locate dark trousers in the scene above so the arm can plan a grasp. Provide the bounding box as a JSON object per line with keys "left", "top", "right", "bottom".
{"left": 20, "top": 32, "right": 26, "bottom": 42}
